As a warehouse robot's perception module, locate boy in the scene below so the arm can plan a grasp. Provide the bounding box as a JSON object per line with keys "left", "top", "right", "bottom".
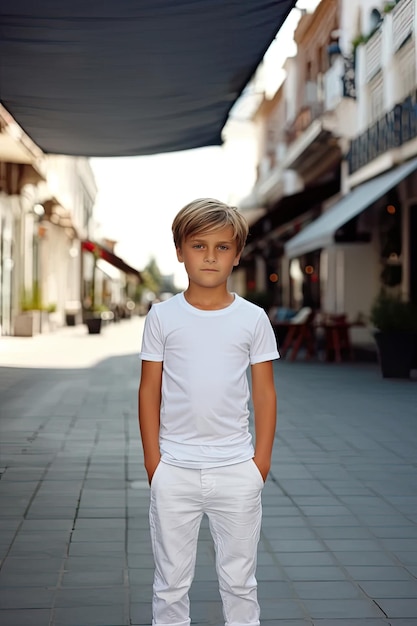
{"left": 138, "top": 198, "right": 279, "bottom": 626}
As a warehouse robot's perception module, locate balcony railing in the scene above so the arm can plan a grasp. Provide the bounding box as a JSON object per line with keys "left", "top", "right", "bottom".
{"left": 285, "top": 101, "right": 324, "bottom": 144}
{"left": 393, "top": 0, "right": 414, "bottom": 52}
{"left": 347, "top": 90, "right": 417, "bottom": 174}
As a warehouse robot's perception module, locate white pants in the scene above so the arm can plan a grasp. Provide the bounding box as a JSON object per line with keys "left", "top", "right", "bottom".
{"left": 149, "top": 459, "right": 264, "bottom": 626}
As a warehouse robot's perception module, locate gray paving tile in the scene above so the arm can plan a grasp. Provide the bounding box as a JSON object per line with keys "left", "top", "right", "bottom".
{"left": 297, "top": 505, "right": 354, "bottom": 516}
{"left": 68, "top": 541, "right": 125, "bottom": 556}
{"left": 0, "top": 587, "right": 54, "bottom": 609}
{"left": 65, "top": 555, "right": 127, "bottom": 570}
{"left": 407, "top": 566, "right": 417, "bottom": 578}
{"left": 53, "top": 605, "right": 128, "bottom": 625}
{"left": 332, "top": 551, "right": 398, "bottom": 566}
{"left": 277, "top": 552, "right": 335, "bottom": 567}
{"left": 260, "top": 622, "right": 311, "bottom": 626}
{"left": 393, "top": 552, "right": 417, "bottom": 565}
{"left": 293, "top": 581, "right": 361, "bottom": 599}
{"left": 314, "top": 617, "right": 392, "bottom": 626}
{"left": 283, "top": 566, "right": 348, "bottom": 581}
{"left": 71, "top": 528, "right": 125, "bottom": 542}
{"left": 77, "top": 508, "right": 126, "bottom": 518}
{"left": 129, "top": 602, "right": 153, "bottom": 625}
{"left": 381, "top": 539, "right": 417, "bottom": 551}
{"left": 8, "top": 541, "right": 68, "bottom": 558}
{"left": 308, "top": 515, "right": 362, "bottom": 527}
{"left": 188, "top": 600, "right": 224, "bottom": 622}
{"left": 358, "top": 581, "right": 417, "bottom": 598}
{"left": 344, "top": 566, "right": 414, "bottom": 581}
{"left": 53, "top": 587, "right": 126, "bottom": 607}
{"left": 0, "top": 609, "right": 51, "bottom": 625}
{"left": 301, "top": 598, "right": 386, "bottom": 619}
{"left": 74, "top": 518, "right": 126, "bottom": 529}
{"left": 259, "top": 599, "right": 308, "bottom": 620}
{"left": 375, "top": 599, "right": 417, "bottom": 618}
{"left": 323, "top": 539, "right": 383, "bottom": 552}
{"left": 261, "top": 527, "right": 317, "bottom": 540}
{"left": 268, "top": 539, "right": 326, "bottom": 552}
{"left": 258, "top": 581, "right": 296, "bottom": 599}
{"left": 127, "top": 569, "right": 154, "bottom": 587}
{"left": 0, "top": 570, "right": 60, "bottom": 587}
{"left": 0, "top": 556, "right": 64, "bottom": 573}
{"left": 372, "top": 526, "right": 417, "bottom": 538}
{"left": 315, "top": 526, "right": 374, "bottom": 539}
{"left": 262, "top": 517, "right": 310, "bottom": 533}
{"left": 256, "top": 564, "right": 287, "bottom": 581}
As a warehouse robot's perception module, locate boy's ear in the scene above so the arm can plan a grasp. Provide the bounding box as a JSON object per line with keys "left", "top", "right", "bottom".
{"left": 233, "top": 252, "right": 242, "bottom": 267}
{"left": 176, "top": 247, "right": 184, "bottom": 263}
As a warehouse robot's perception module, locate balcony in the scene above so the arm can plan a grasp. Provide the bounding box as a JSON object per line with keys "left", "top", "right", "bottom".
{"left": 285, "top": 104, "right": 323, "bottom": 145}
{"left": 283, "top": 75, "right": 342, "bottom": 179}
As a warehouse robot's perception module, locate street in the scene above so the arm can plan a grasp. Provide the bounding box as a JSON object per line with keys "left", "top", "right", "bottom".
{"left": 0, "top": 316, "right": 417, "bottom": 625}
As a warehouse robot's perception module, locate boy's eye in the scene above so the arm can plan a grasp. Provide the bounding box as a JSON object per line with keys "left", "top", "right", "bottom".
{"left": 218, "top": 245, "right": 230, "bottom": 251}
{"left": 192, "top": 244, "right": 204, "bottom": 249}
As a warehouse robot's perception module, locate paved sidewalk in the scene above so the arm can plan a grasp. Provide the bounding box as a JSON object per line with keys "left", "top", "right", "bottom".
{"left": 0, "top": 317, "right": 417, "bottom": 626}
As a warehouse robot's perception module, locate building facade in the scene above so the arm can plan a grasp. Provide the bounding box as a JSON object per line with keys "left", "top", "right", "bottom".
{"left": 237, "top": 0, "right": 416, "bottom": 350}
{"left": 0, "top": 107, "right": 141, "bottom": 336}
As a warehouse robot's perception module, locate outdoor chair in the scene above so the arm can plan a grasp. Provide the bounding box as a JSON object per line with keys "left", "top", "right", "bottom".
{"left": 275, "top": 306, "right": 316, "bottom": 361}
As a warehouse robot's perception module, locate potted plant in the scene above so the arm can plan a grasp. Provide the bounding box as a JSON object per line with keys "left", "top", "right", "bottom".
{"left": 46, "top": 303, "right": 58, "bottom": 331}
{"left": 84, "top": 247, "right": 103, "bottom": 334}
{"left": 14, "top": 282, "right": 43, "bottom": 336}
{"left": 370, "top": 290, "right": 417, "bottom": 378}
{"left": 84, "top": 298, "right": 103, "bottom": 335}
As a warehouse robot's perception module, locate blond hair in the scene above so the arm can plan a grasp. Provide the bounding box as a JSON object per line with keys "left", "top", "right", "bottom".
{"left": 172, "top": 198, "right": 249, "bottom": 252}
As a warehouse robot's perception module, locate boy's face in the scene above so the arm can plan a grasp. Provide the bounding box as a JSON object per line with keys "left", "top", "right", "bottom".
{"left": 176, "top": 225, "right": 241, "bottom": 289}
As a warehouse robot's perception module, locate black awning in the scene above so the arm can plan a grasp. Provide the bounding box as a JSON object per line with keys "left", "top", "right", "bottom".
{"left": 0, "top": 1, "right": 296, "bottom": 157}
{"left": 243, "top": 178, "right": 341, "bottom": 257}
{"left": 82, "top": 240, "right": 142, "bottom": 280}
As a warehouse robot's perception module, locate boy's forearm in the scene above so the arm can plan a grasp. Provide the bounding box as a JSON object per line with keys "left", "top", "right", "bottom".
{"left": 251, "top": 361, "right": 277, "bottom": 480}
{"left": 138, "top": 387, "right": 161, "bottom": 480}
{"left": 252, "top": 390, "right": 277, "bottom": 480}
{"left": 253, "top": 411, "right": 276, "bottom": 473}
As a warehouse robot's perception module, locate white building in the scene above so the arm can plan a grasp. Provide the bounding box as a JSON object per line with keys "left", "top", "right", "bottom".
{"left": 237, "top": 0, "right": 417, "bottom": 351}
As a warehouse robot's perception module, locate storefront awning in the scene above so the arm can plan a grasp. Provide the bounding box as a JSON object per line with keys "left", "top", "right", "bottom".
{"left": 242, "top": 178, "right": 340, "bottom": 256}
{"left": 82, "top": 240, "right": 142, "bottom": 280}
{"left": 96, "top": 258, "right": 122, "bottom": 281}
{"left": 0, "top": 1, "right": 296, "bottom": 157}
{"left": 285, "top": 158, "right": 417, "bottom": 259}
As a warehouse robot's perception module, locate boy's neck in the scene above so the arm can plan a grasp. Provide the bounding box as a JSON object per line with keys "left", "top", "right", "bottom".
{"left": 184, "top": 285, "right": 235, "bottom": 310}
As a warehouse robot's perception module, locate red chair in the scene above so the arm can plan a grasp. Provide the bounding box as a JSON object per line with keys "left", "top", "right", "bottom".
{"left": 322, "top": 313, "right": 353, "bottom": 362}
{"left": 276, "top": 307, "right": 316, "bottom": 361}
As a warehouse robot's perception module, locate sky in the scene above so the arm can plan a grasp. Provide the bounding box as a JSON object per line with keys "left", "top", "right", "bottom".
{"left": 91, "top": 0, "right": 321, "bottom": 289}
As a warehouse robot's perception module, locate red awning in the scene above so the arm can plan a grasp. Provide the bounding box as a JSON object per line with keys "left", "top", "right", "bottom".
{"left": 82, "top": 240, "right": 142, "bottom": 280}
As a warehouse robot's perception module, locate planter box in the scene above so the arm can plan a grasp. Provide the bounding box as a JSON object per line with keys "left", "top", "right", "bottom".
{"left": 374, "top": 331, "right": 417, "bottom": 379}
{"left": 85, "top": 316, "right": 102, "bottom": 334}
{"left": 65, "top": 313, "right": 77, "bottom": 326}
{"left": 14, "top": 311, "right": 41, "bottom": 337}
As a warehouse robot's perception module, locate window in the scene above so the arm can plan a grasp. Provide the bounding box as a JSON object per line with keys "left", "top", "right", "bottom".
{"left": 395, "top": 41, "right": 416, "bottom": 103}
{"left": 368, "top": 74, "right": 384, "bottom": 123}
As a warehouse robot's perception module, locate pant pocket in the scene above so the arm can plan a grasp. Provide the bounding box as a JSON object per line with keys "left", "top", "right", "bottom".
{"left": 249, "top": 459, "right": 265, "bottom": 487}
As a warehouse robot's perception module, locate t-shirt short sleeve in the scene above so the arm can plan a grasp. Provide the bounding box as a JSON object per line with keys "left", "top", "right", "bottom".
{"left": 139, "top": 306, "right": 164, "bottom": 362}
{"left": 250, "top": 309, "right": 280, "bottom": 365}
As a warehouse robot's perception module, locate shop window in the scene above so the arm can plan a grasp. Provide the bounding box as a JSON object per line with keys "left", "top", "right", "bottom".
{"left": 378, "top": 190, "right": 402, "bottom": 287}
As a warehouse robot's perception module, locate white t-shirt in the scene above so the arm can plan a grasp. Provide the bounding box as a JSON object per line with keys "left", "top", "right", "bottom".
{"left": 139, "top": 292, "right": 279, "bottom": 468}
